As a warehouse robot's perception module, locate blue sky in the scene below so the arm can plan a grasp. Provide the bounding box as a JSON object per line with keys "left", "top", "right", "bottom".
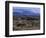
{"left": 13, "top": 7, "right": 40, "bottom": 16}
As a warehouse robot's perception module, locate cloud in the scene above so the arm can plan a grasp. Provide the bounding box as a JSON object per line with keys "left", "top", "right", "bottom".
{"left": 13, "top": 7, "right": 40, "bottom": 16}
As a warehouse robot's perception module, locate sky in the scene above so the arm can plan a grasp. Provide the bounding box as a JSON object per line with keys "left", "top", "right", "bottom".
{"left": 13, "top": 7, "right": 40, "bottom": 16}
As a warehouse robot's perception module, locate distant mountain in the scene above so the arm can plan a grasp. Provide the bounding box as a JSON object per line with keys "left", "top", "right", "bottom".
{"left": 13, "top": 8, "right": 40, "bottom": 16}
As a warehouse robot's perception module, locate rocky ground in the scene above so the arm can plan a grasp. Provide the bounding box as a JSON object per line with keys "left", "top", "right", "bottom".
{"left": 13, "top": 16, "right": 40, "bottom": 31}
